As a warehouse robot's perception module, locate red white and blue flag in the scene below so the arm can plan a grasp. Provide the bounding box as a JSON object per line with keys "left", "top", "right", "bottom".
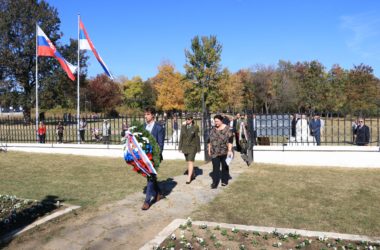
{"left": 37, "top": 25, "right": 77, "bottom": 81}
{"left": 79, "top": 19, "right": 114, "bottom": 79}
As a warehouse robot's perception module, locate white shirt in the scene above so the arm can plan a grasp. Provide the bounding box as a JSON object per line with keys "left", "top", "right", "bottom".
{"left": 145, "top": 121, "right": 155, "bottom": 133}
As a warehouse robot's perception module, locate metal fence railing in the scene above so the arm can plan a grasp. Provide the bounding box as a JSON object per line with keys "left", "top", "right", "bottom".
{"left": 0, "top": 111, "right": 379, "bottom": 146}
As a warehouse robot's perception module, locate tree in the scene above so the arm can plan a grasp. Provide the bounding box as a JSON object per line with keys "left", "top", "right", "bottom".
{"left": 184, "top": 35, "right": 222, "bottom": 111}
{"left": 325, "top": 65, "right": 348, "bottom": 112}
{"left": 86, "top": 74, "right": 122, "bottom": 112}
{"left": 0, "top": 0, "right": 63, "bottom": 121}
{"left": 151, "top": 62, "right": 186, "bottom": 111}
{"left": 345, "top": 64, "right": 379, "bottom": 113}
{"left": 251, "top": 65, "right": 276, "bottom": 114}
{"left": 293, "top": 60, "right": 327, "bottom": 112}
{"left": 238, "top": 69, "right": 256, "bottom": 111}
{"left": 122, "top": 76, "right": 144, "bottom": 109}
{"left": 39, "top": 39, "right": 89, "bottom": 109}
{"left": 217, "top": 68, "right": 244, "bottom": 112}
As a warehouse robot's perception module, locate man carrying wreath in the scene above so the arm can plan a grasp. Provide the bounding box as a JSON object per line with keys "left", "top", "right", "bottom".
{"left": 142, "top": 107, "right": 165, "bottom": 210}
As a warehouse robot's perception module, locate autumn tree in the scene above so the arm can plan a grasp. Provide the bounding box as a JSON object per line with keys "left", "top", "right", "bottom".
{"left": 184, "top": 35, "right": 222, "bottom": 112}
{"left": 345, "top": 64, "right": 380, "bottom": 113}
{"left": 86, "top": 74, "right": 122, "bottom": 112}
{"left": 251, "top": 65, "right": 276, "bottom": 114}
{"left": 237, "top": 69, "right": 256, "bottom": 111}
{"left": 216, "top": 68, "right": 244, "bottom": 112}
{"left": 151, "top": 62, "right": 186, "bottom": 111}
{"left": 324, "top": 65, "right": 348, "bottom": 112}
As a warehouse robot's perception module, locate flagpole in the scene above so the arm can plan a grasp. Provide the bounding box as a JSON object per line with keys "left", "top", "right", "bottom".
{"left": 35, "top": 23, "right": 39, "bottom": 142}
{"left": 77, "top": 14, "right": 81, "bottom": 144}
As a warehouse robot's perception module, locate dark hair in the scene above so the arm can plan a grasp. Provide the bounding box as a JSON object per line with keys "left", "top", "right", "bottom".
{"left": 144, "top": 107, "right": 156, "bottom": 115}
{"left": 214, "top": 114, "right": 224, "bottom": 121}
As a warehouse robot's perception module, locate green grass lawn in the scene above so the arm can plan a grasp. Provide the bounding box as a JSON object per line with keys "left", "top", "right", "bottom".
{"left": 0, "top": 151, "right": 194, "bottom": 207}
{"left": 192, "top": 164, "right": 380, "bottom": 237}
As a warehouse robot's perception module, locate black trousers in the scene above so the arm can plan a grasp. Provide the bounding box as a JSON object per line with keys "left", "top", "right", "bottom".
{"left": 211, "top": 155, "right": 229, "bottom": 185}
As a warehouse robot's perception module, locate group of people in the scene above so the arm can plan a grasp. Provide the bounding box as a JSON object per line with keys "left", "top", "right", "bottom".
{"left": 290, "top": 113, "right": 324, "bottom": 145}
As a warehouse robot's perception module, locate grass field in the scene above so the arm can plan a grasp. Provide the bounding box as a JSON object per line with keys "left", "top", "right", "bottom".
{"left": 0, "top": 151, "right": 196, "bottom": 207}
{"left": 192, "top": 164, "right": 380, "bottom": 237}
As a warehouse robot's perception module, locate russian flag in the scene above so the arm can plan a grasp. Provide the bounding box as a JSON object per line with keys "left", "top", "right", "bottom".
{"left": 37, "top": 25, "right": 77, "bottom": 81}
{"left": 79, "top": 19, "right": 114, "bottom": 79}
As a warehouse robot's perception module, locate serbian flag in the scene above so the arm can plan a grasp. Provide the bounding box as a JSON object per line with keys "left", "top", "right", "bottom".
{"left": 37, "top": 25, "right": 76, "bottom": 81}
{"left": 79, "top": 19, "right": 114, "bottom": 79}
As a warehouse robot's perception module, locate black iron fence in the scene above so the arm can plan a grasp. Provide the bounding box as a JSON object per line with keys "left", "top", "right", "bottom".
{"left": 0, "top": 112, "right": 379, "bottom": 146}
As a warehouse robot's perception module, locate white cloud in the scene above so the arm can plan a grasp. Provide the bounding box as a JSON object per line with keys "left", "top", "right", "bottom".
{"left": 340, "top": 12, "right": 380, "bottom": 58}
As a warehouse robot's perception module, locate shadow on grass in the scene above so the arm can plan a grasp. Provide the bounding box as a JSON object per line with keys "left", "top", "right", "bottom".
{"left": 0, "top": 195, "right": 64, "bottom": 247}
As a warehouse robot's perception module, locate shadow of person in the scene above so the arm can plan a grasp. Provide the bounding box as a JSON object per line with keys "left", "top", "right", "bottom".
{"left": 142, "top": 178, "right": 177, "bottom": 197}
{"left": 183, "top": 166, "right": 204, "bottom": 179}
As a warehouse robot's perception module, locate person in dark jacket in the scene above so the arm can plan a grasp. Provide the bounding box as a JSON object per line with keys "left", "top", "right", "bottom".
{"left": 309, "top": 114, "right": 321, "bottom": 145}
{"left": 179, "top": 114, "right": 201, "bottom": 184}
{"left": 142, "top": 107, "right": 165, "bottom": 210}
{"left": 355, "top": 118, "right": 370, "bottom": 146}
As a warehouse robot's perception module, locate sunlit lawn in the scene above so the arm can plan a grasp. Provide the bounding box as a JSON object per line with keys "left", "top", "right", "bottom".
{"left": 0, "top": 151, "right": 196, "bottom": 207}
{"left": 193, "top": 164, "right": 380, "bottom": 237}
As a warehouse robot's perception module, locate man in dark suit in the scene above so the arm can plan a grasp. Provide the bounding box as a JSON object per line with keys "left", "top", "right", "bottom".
{"left": 248, "top": 114, "right": 257, "bottom": 145}
{"left": 309, "top": 114, "right": 321, "bottom": 145}
{"left": 355, "top": 118, "right": 370, "bottom": 146}
{"left": 142, "top": 107, "right": 165, "bottom": 210}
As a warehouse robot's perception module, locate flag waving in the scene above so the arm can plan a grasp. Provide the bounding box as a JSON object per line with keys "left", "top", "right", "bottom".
{"left": 37, "top": 25, "right": 77, "bottom": 81}
{"left": 79, "top": 19, "right": 114, "bottom": 79}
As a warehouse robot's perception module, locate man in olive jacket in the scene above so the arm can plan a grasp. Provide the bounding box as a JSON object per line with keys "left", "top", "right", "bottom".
{"left": 179, "top": 114, "right": 201, "bottom": 184}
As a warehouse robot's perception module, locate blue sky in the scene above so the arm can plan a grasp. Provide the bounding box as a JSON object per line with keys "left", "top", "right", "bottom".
{"left": 47, "top": 0, "right": 380, "bottom": 80}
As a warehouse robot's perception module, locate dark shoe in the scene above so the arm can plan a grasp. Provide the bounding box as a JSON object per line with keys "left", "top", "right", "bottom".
{"left": 186, "top": 181, "right": 191, "bottom": 184}
{"left": 155, "top": 193, "right": 164, "bottom": 202}
{"left": 141, "top": 202, "right": 150, "bottom": 210}
{"left": 191, "top": 173, "right": 196, "bottom": 180}
{"left": 221, "top": 182, "right": 227, "bottom": 186}
{"left": 210, "top": 183, "right": 217, "bottom": 189}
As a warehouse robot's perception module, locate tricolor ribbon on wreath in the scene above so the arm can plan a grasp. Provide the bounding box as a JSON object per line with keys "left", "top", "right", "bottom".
{"left": 123, "top": 131, "right": 157, "bottom": 177}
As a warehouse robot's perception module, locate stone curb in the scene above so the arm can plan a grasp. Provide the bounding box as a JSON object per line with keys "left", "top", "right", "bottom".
{"left": 0, "top": 204, "right": 81, "bottom": 244}
{"left": 141, "top": 219, "right": 380, "bottom": 249}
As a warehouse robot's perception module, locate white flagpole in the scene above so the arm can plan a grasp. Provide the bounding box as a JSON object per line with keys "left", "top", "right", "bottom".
{"left": 35, "top": 23, "right": 39, "bottom": 142}
{"left": 77, "top": 14, "right": 81, "bottom": 144}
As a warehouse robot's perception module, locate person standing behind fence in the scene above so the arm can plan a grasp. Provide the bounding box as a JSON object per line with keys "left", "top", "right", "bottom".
{"left": 38, "top": 121, "right": 46, "bottom": 143}
{"left": 233, "top": 113, "right": 242, "bottom": 152}
{"left": 172, "top": 116, "right": 179, "bottom": 142}
{"left": 79, "top": 118, "right": 87, "bottom": 142}
{"left": 56, "top": 121, "right": 64, "bottom": 144}
{"left": 208, "top": 114, "right": 233, "bottom": 189}
{"left": 102, "top": 119, "right": 111, "bottom": 144}
{"left": 179, "top": 114, "right": 201, "bottom": 184}
{"left": 355, "top": 118, "right": 370, "bottom": 146}
{"left": 309, "top": 113, "right": 321, "bottom": 146}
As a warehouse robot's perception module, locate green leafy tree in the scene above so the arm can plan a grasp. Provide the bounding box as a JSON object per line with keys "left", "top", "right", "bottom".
{"left": 122, "top": 76, "right": 144, "bottom": 109}
{"left": 238, "top": 69, "right": 256, "bottom": 111}
{"left": 0, "top": 0, "right": 64, "bottom": 121}
{"left": 324, "top": 65, "right": 348, "bottom": 112}
{"left": 293, "top": 60, "right": 327, "bottom": 112}
{"left": 184, "top": 35, "right": 222, "bottom": 112}
{"left": 39, "top": 39, "right": 89, "bottom": 109}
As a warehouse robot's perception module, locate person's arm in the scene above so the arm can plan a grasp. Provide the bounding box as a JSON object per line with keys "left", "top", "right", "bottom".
{"left": 157, "top": 125, "right": 165, "bottom": 152}
{"left": 365, "top": 126, "right": 370, "bottom": 145}
{"left": 227, "top": 132, "right": 233, "bottom": 157}
{"left": 178, "top": 125, "right": 184, "bottom": 151}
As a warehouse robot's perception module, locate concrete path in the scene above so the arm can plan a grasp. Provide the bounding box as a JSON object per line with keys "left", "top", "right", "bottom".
{"left": 3, "top": 155, "right": 247, "bottom": 250}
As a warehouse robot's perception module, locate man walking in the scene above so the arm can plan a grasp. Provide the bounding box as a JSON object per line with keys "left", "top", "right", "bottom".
{"left": 142, "top": 107, "right": 165, "bottom": 210}
{"left": 309, "top": 113, "right": 321, "bottom": 146}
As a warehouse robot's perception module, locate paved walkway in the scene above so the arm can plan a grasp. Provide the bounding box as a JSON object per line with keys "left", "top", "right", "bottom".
{"left": 4, "top": 155, "right": 248, "bottom": 250}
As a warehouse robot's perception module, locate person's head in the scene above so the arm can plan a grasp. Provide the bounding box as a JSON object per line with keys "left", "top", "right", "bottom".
{"left": 214, "top": 114, "right": 224, "bottom": 128}
{"left": 58, "top": 121, "right": 62, "bottom": 125}
{"left": 185, "top": 114, "right": 194, "bottom": 125}
{"left": 39, "top": 121, "right": 44, "bottom": 125}
{"left": 144, "top": 107, "right": 156, "bottom": 124}
{"left": 82, "top": 118, "right": 85, "bottom": 121}
{"left": 236, "top": 113, "right": 241, "bottom": 119}
{"left": 358, "top": 117, "right": 365, "bottom": 125}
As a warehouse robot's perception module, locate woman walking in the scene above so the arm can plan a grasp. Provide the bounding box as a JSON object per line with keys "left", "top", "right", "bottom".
{"left": 179, "top": 114, "right": 201, "bottom": 184}
{"left": 208, "top": 114, "right": 233, "bottom": 189}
